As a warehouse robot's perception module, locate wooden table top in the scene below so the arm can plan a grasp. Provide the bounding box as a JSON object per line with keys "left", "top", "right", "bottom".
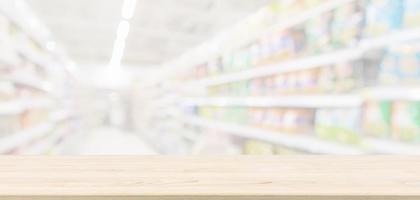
{"left": 0, "top": 156, "right": 419, "bottom": 200}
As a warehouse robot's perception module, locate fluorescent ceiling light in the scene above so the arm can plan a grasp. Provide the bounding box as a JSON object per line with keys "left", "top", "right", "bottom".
{"left": 109, "top": 20, "right": 131, "bottom": 68}
{"left": 121, "top": 0, "right": 137, "bottom": 20}
{"left": 116, "top": 20, "right": 130, "bottom": 39}
{"left": 107, "top": 0, "right": 136, "bottom": 73}
{"left": 109, "top": 37, "right": 126, "bottom": 68}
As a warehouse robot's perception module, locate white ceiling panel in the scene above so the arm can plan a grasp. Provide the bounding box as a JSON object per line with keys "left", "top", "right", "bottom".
{"left": 27, "top": 0, "right": 274, "bottom": 67}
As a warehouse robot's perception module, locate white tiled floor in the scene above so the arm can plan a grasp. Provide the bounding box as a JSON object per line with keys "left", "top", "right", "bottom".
{"left": 58, "top": 127, "right": 156, "bottom": 155}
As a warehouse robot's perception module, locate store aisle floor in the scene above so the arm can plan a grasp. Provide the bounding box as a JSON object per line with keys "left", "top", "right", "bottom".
{"left": 57, "top": 127, "right": 156, "bottom": 155}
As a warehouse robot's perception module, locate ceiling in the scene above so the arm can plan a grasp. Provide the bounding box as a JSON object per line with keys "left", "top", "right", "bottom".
{"left": 27, "top": 0, "right": 273, "bottom": 67}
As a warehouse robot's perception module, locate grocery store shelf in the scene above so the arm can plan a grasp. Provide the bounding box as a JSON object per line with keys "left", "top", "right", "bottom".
{"left": 363, "top": 86, "right": 420, "bottom": 101}
{"left": 180, "top": 115, "right": 364, "bottom": 155}
{"left": 221, "top": 0, "right": 357, "bottom": 55}
{"left": 0, "top": 122, "right": 55, "bottom": 153}
{"left": 365, "top": 138, "right": 420, "bottom": 155}
{"left": 360, "top": 28, "right": 420, "bottom": 50}
{"left": 183, "top": 95, "right": 363, "bottom": 108}
{"left": 187, "top": 28, "right": 420, "bottom": 88}
{"left": 1, "top": 75, "right": 54, "bottom": 92}
{"left": 182, "top": 85, "right": 420, "bottom": 107}
{"left": 0, "top": 108, "right": 74, "bottom": 153}
{"left": 182, "top": 86, "right": 420, "bottom": 108}
{"left": 0, "top": 1, "right": 50, "bottom": 51}
{"left": 190, "top": 48, "right": 361, "bottom": 87}
{"left": 174, "top": 0, "right": 356, "bottom": 71}
{"left": 17, "top": 45, "right": 53, "bottom": 70}
{"left": 22, "top": 127, "right": 67, "bottom": 155}
{"left": 271, "top": 0, "right": 355, "bottom": 34}
{"left": 0, "top": 98, "right": 55, "bottom": 115}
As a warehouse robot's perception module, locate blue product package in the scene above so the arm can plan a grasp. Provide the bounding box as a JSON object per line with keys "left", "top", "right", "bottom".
{"left": 365, "top": 0, "right": 404, "bottom": 37}
{"left": 404, "top": 0, "right": 420, "bottom": 27}
{"left": 379, "top": 49, "right": 401, "bottom": 84}
{"left": 387, "top": 0, "right": 404, "bottom": 30}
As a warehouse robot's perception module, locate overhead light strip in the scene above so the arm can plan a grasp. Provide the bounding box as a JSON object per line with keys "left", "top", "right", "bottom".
{"left": 108, "top": 0, "right": 137, "bottom": 69}
{"left": 122, "top": 0, "right": 137, "bottom": 20}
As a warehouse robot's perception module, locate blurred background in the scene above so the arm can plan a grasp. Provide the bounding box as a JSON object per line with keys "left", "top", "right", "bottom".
{"left": 0, "top": 0, "right": 419, "bottom": 155}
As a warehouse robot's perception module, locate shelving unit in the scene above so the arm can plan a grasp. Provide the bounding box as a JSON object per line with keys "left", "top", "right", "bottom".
{"left": 187, "top": 28, "right": 420, "bottom": 88}
{"left": 183, "top": 95, "right": 363, "bottom": 108}
{"left": 180, "top": 0, "right": 359, "bottom": 67}
{"left": 0, "top": 1, "right": 54, "bottom": 52}
{"left": 144, "top": 0, "right": 420, "bottom": 155}
{"left": 22, "top": 113, "right": 75, "bottom": 155}
{"left": 365, "top": 138, "right": 420, "bottom": 155}
{"left": 179, "top": 114, "right": 420, "bottom": 155}
{"left": 180, "top": 115, "right": 364, "bottom": 155}
{"left": 0, "top": 108, "right": 74, "bottom": 153}
{"left": 0, "top": 98, "right": 54, "bottom": 115}
{"left": 0, "top": 1, "right": 77, "bottom": 154}
{"left": 188, "top": 48, "right": 362, "bottom": 87}
{"left": 0, "top": 122, "right": 54, "bottom": 153}
{"left": 0, "top": 108, "right": 75, "bottom": 154}
{"left": 362, "top": 86, "right": 420, "bottom": 101}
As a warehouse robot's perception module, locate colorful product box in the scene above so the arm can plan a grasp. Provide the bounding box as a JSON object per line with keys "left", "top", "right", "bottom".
{"left": 315, "top": 108, "right": 362, "bottom": 145}
{"left": 392, "top": 101, "right": 420, "bottom": 143}
{"left": 331, "top": 1, "right": 365, "bottom": 48}
{"left": 404, "top": 0, "right": 420, "bottom": 28}
{"left": 379, "top": 43, "right": 420, "bottom": 84}
{"left": 305, "top": 11, "right": 333, "bottom": 54}
{"left": 363, "top": 101, "right": 392, "bottom": 138}
{"left": 365, "top": 0, "right": 404, "bottom": 37}
{"left": 243, "top": 140, "right": 275, "bottom": 155}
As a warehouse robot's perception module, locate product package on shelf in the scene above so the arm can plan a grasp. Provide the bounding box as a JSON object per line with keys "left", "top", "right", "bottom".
{"left": 363, "top": 100, "right": 420, "bottom": 144}
{"left": 404, "top": 0, "right": 420, "bottom": 28}
{"left": 334, "top": 61, "right": 364, "bottom": 92}
{"left": 315, "top": 108, "right": 362, "bottom": 145}
{"left": 305, "top": 11, "right": 334, "bottom": 55}
{"left": 363, "top": 100, "right": 392, "bottom": 138}
{"left": 392, "top": 101, "right": 420, "bottom": 143}
{"left": 364, "top": 0, "right": 404, "bottom": 38}
{"left": 243, "top": 139, "right": 275, "bottom": 155}
{"left": 255, "top": 107, "right": 314, "bottom": 134}
{"left": 378, "top": 41, "right": 420, "bottom": 85}
{"left": 243, "top": 139, "right": 307, "bottom": 155}
{"left": 330, "top": 0, "right": 365, "bottom": 49}
{"left": 195, "top": 106, "right": 315, "bottom": 135}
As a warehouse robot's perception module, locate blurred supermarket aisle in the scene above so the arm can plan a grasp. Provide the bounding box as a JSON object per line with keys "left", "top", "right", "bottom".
{"left": 2, "top": 0, "right": 420, "bottom": 155}
{"left": 57, "top": 127, "right": 156, "bottom": 155}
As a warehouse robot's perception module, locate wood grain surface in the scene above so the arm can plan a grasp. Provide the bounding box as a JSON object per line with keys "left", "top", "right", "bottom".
{"left": 0, "top": 156, "right": 419, "bottom": 200}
